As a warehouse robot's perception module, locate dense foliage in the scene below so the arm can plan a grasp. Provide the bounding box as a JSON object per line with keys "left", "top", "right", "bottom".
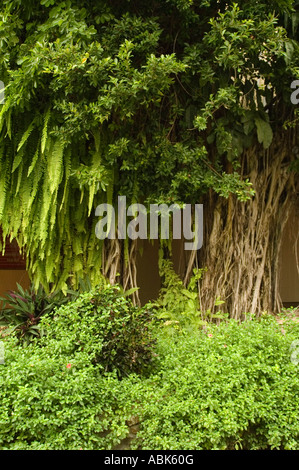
{"left": 153, "top": 259, "right": 226, "bottom": 329}
{"left": 0, "top": 335, "right": 134, "bottom": 450}
{"left": 0, "top": 284, "right": 299, "bottom": 450}
{"left": 133, "top": 315, "right": 299, "bottom": 450}
{"left": 0, "top": 276, "right": 97, "bottom": 343}
{"left": 0, "top": 2, "right": 298, "bottom": 450}
{"left": 36, "top": 284, "right": 157, "bottom": 377}
{"left": 0, "top": 0, "right": 297, "bottom": 290}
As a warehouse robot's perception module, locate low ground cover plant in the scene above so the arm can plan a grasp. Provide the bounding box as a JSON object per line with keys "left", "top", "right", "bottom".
{"left": 0, "top": 285, "right": 299, "bottom": 450}
{"left": 131, "top": 315, "right": 299, "bottom": 450}
{"left": 0, "top": 284, "right": 157, "bottom": 449}
{"left": 0, "top": 335, "right": 133, "bottom": 450}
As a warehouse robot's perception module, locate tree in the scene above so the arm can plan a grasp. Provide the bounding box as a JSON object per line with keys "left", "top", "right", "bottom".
{"left": 0, "top": 0, "right": 298, "bottom": 314}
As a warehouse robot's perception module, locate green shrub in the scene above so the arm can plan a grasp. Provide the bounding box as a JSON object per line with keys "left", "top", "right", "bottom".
{"left": 1, "top": 300, "right": 299, "bottom": 450}
{"left": 0, "top": 283, "right": 157, "bottom": 450}
{"left": 130, "top": 314, "right": 299, "bottom": 450}
{"left": 38, "top": 284, "right": 157, "bottom": 378}
{"left": 154, "top": 260, "right": 226, "bottom": 330}
{"left": 0, "top": 335, "right": 138, "bottom": 450}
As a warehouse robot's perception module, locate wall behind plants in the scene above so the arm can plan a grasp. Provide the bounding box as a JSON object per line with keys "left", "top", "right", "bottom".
{"left": 279, "top": 205, "right": 299, "bottom": 305}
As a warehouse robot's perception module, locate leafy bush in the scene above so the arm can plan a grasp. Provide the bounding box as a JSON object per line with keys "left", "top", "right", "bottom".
{"left": 130, "top": 314, "right": 299, "bottom": 450}
{"left": 38, "top": 284, "right": 157, "bottom": 378}
{"left": 154, "top": 260, "right": 226, "bottom": 330}
{"left": 1, "top": 299, "right": 299, "bottom": 450}
{"left": 0, "top": 284, "right": 157, "bottom": 449}
{"left": 0, "top": 335, "right": 138, "bottom": 450}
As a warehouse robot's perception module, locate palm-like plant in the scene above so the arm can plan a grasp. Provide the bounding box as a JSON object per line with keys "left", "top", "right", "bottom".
{"left": 0, "top": 283, "right": 76, "bottom": 344}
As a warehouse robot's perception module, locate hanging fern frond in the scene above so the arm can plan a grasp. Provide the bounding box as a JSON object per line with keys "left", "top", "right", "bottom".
{"left": 0, "top": 157, "right": 9, "bottom": 219}
{"left": 0, "top": 100, "right": 11, "bottom": 135}
{"left": 49, "top": 188, "right": 58, "bottom": 231}
{"left": 27, "top": 141, "right": 40, "bottom": 177}
{"left": 0, "top": 143, "right": 4, "bottom": 167}
{"left": 39, "top": 179, "right": 52, "bottom": 245}
{"left": 93, "top": 128, "right": 101, "bottom": 154}
{"left": 60, "top": 146, "right": 71, "bottom": 210}
{"left": 12, "top": 147, "right": 24, "bottom": 173}
{"left": 15, "top": 160, "right": 24, "bottom": 195}
{"left": 17, "top": 119, "right": 36, "bottom": 153}
{"left": 41, "top": 108, "right": 51, "bottom": 155}
{"left": 88, "top": 180, "right": 96, "bottom": 216}
{"left": 47, "top": 137, "right": 65, "bottom": 194}
{"left": 26, "top": 159, "right": 44, "bottom": 213}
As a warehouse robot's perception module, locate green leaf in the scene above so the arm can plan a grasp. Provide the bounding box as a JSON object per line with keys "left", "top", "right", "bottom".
{"left": 41, "top": 108, "right": 51, "bottom": 155}
{"left": 48, "top": 138, "right": 65, "bottom": 194}
{"left": 17, "top": 120, "right": 36, "bottom": 153}
{"left": 121, "top": 287, "right": 140, "bottom": 298}
{"left": 254, "top": 117, "right": 273, "bottom": 149}
{"left": 182, "top": 289, "right": 197, "bottom": 300}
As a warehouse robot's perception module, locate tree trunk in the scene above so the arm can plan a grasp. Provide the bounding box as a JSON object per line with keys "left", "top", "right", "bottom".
{"left": 185, "top": 130, "right": 298, "bottom": 318}
{"left": 102, "top": 238, "right": 140, "bottom": 305}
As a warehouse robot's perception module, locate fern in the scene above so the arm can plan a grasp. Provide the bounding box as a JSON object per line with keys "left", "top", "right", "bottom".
{"left": 73, "top": 256, "right": 83, "bottom": 274}
{"left": 49, "top": 189, "right": 58, "bottom": 230}
{"left": 73, "top": 236, "right": 83, "bottom": 256}
{"left": 12, "top": 147, "right": 24, "bottom": 173}
{"left": 0, "top": 157, "right": 9, "bottom": 219}
{"left": 59, "top": 147, "right": 71, "bottom": 210}
{"left": 26, "top": 159, "right": 44, "bottom": 212}
{"left": 15, "top": 160, "right": 23, "bottom": 195}
{"left": 17, "top": 119, "right": 36, "bottom": 153}
{"left": 47, "top": 137, "right": 65, "bottom": 194}
{"left": 20, "top": 172, "right": 32, "bottom": 214}
{"left": 41, "top": 108, "right": 51, "bottom": 155}
{"left": 88, "top": 180, "right": 96, "bottom": 216}
{"left": 0, "top": 143, "right": 4, "bottom": 167}
{"left": 5, "top": 108, "right": 12, "bottom": 139}
{"left": 0, "top": 99, "right": 11, "bottom": 135}
{"left": 45, "top": 256, "right": 55, "bottom": 282}
{"left": 105, "top": 170, "right": 114, "bottom": 235}
{"left": 39, "top": 177, "right": 52, "bottom": 245}
{"left": 27, "top": 142, "right": 40, "bottom": 177}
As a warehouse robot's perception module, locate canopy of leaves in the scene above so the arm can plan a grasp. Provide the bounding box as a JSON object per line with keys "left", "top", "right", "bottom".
{"left": 0, "top": 0, "right": 298, "bottom": 289}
